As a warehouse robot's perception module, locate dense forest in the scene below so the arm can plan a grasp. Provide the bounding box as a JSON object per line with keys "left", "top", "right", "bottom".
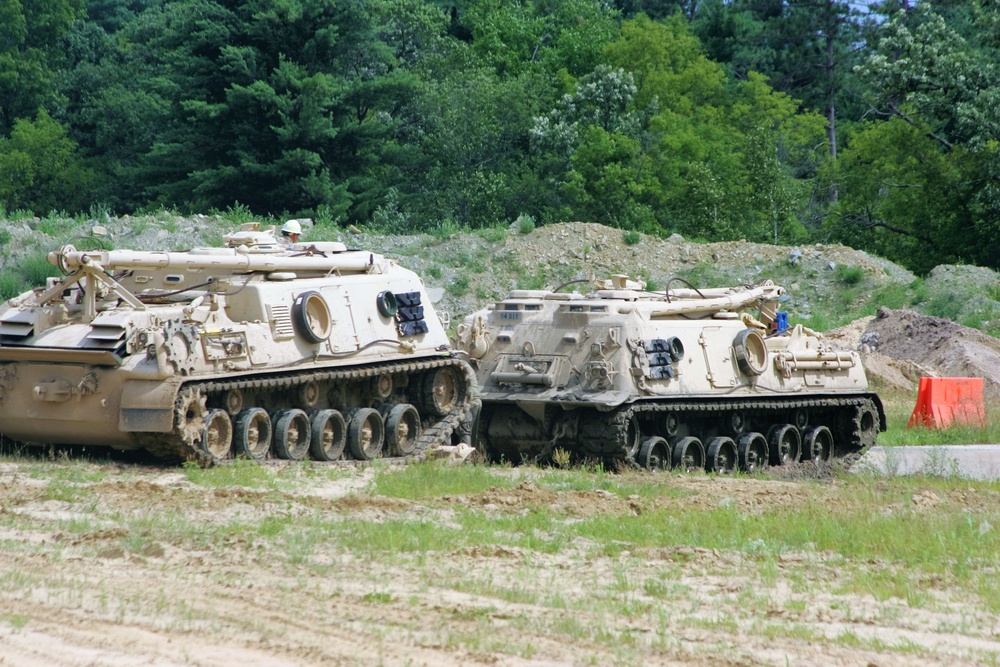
{"left": 0, "top": 0, "right": 997, "bottom": 274}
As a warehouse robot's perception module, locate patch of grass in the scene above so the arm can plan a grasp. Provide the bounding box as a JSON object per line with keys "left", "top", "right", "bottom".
{"left": 623, "top": 230, "right": 642, "bottom": 246}
{"left": 44, "top": 479, "right": 92, "bottom": 503}
{"left": 331, "top": 516, "right": 467, "bottom": 554}
{"left": 464, "top": 252, "right": 488, "bottom": 274}
{"left": 426, "top": 264, "right": 442, "bottom": 279}
{"left": 516, "top": 271, "right": 548, "bottom": 290}
{"left": 37, "top": 213, "right": 72, "bottom": 236}
{"left": 0, "top": 614, "right": 29, "bottom": 630}
{"left": 673, "top": 262, "right": 728, "bottom": 289}
{"left": 27, "top": 461, "right": 108, "bottom": 484}
{"left": 642, "top": 578, "right": 690, "bottom": 601}
{"left": 923, "top": 292, "right": 963, "bottom": 321}
{"left": 182, "top": 458, "right": 284, "bottom": 489}
{"left": 761, "top": 621, "right": 818, "bottom": 641}
{"left": 474, "top": 285, "right": 497, "bottom": 301}
{"left": 361, "top": 591, "right": 394, "bottom": 604}
{"left": 836, "top": 568, "right": 930, "bottom": 606}
{"left": 477, "top": 225, "right": 507, "bottom": 243}
{"left": 877, "top": 397, "right": 1000, "bottom": 446}
{"left": 372, "top": 460, "right": 516, "bottom": 499}
{"left": 447, "top": 273, "right": 470, "bottom": 297}
{"left": 835, "top": 265, "right": 864, "bottom": 285}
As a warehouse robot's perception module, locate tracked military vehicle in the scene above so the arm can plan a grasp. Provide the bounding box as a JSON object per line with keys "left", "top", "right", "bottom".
{"left": 0, "top": 226, "right": 475, "bottom": 465}
{"left": 457, "top": 275, "right": 883, "bottom": 471}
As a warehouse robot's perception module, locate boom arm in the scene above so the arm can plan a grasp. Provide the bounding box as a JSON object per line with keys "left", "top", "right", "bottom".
{"left": 48, "top": 247, "right": 379, "bottom": 274}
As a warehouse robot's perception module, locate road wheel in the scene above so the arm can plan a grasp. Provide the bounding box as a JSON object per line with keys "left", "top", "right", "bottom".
{"left": 637, "top": 436, "right": 670, "bottom": 470}
{"left": 671, "top": 437, "right": 704, "bottom": 472}
{"left": 347, "top": 408, "right": 385, "bottom": 460}
{"left": 767, "top": 424, "right": 801, "bottom": 466}
{"left": 802, "top": 425, "right": 834, "bottom": 462}
{"left": 705, "top": 436, "right": 737, "bottom": 474}
{"left": 235, "top": 408, "right": 271, "bottom": 461}
{"left": 737, "top": 432, "right": 769, "bottom": 473}
{"left": 384, "top": 404, "right": 422, "bottom": 456}
{"left": 309, "top": 409, "right": 346, "bottom": 461}
{"left": 274, "top": 409, "right": 311, "bottom": 461}
{"left": 200, "top": 409, "right": 233, "bottom": 463}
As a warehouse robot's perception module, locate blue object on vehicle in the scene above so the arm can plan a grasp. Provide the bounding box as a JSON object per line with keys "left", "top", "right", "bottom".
{"left": 774, "top": 311, "right": 789, "bottom": 333}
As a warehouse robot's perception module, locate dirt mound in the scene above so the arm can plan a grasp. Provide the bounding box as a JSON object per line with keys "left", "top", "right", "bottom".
{"left": 826, "top": 307, "right": 1000, "bottom": 397}
{"left": 505, "top": 221, "right": 912, "bottom": 283}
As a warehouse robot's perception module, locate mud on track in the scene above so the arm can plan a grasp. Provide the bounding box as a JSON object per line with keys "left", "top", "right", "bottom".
{"left": 1, "top": 458, "right": 999, "bottom": 667}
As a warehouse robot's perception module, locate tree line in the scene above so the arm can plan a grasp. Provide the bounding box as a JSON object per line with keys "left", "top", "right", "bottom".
{"left": 0, "top": 0, "right": 997, "bottom": 275}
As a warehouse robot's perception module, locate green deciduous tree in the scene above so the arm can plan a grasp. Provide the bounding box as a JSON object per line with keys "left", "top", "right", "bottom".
{"left": 0, "top": 109, "right": 94, "bottom": 213}
{"left": 843, "top": 2, "right": 1000, "bottom": 271}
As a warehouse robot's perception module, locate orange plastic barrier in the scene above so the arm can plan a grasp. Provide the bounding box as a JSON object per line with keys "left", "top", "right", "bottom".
{"left": 908, "top": 377, "right": 986, "bottom": 429}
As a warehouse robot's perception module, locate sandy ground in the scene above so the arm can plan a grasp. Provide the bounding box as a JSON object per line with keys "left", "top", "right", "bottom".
{"left": 1, "top": 460, "right": 999, "bottom": 667}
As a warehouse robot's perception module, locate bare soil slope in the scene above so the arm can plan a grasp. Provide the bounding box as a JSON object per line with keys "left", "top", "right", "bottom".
{"left": 827, "top": 307, "right": 1000, "bottom": 397}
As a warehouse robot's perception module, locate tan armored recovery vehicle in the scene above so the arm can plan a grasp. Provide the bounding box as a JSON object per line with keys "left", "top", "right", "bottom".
{"left": 457, "top": 275, "right": 884, "bottom": 471}
{"left": 0, "top": 227, "right": 475, "bottom": 464}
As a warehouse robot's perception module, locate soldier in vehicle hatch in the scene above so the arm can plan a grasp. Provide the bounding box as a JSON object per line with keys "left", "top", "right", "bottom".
{"left": 279, "top": 219, "right": 302, "bottom": 246}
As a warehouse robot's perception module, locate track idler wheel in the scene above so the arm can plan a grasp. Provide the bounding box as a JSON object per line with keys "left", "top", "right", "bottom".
{"left": 802, "top": 425, "right": 834, "bottom": 463}
{"left": 637, "top": 436, "right": 670, "bottom": 470}
{"left": 200, "top": 409, "right": 233, "bottom": 463}
{"left": 273, "top": 409, "right": 311, "bottom": 460}
{"left": 671, "top": 437, "right": 704, "bottom": 472}
{"left": 347, "top": 408, "right": 385, "bottom": 460}
{"left": 767, "top": 424, "right": 801, "bottom": 466}
{"left": 384, "top": 403, "right": 422, "bottom": 456}
{"left": 310, "top": 409, "right": 347, "bottom": 461}
{"left": 235, "top": 408, "right": 272, "bottom": 461}
{"left": 705, "top": 436, "right": 737, "bottom": 474}
{"left": 737, "top": 432, "right": 769, "bottom": 473}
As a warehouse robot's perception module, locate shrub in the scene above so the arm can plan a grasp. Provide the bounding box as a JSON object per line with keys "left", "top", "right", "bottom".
{"left": 835, "top": 265, "right": 864, "bottom": 285}
{"left": 433, "top": 218, "right": 462, "bottom": 239}
{"left": 21, "top": 252, "right": 59, "bottom": 287}
{"left": 447, "top": 273, "right": 470, "bottom": 296}
{"left": 515, "top": 213, "right": 535, "bottom": 235}
{"left": 623, "top": 230, "right": 642, "bottom": 246}
{"left": 211, "top": 202, "right": 257, "bottom": 225}
{"left": 0, "top": 269, "right": 23, "bottom": 299}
